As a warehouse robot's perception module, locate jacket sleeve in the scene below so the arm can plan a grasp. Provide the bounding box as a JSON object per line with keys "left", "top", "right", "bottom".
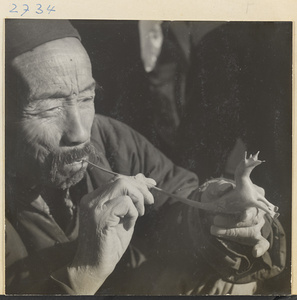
{"left": 187, "top": 185, "right": 286, "bottom": 284}
{"left": 90, "top": 115, "right": 199, "bottom": 205}
{"left": 5, "top": 218, "right": 75, "bottom": 294}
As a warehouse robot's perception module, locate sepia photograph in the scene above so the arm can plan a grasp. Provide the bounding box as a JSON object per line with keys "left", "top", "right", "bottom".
{"left": 4, "top": 19, "right": 292, "bottom": 295}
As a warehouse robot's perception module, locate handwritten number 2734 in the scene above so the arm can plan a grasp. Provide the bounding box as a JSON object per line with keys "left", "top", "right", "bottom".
{"left": 10, "top": 4, "right": 56, "bottom": 15}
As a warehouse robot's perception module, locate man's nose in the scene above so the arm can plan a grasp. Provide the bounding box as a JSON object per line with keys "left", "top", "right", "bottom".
{"left": 61, "top": 108, "right": 90, "bottom": 146}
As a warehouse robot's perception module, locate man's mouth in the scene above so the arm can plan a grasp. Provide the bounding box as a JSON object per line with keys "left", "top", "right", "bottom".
{"left": 64, "top": 158, "right": 88, "bottom": 172}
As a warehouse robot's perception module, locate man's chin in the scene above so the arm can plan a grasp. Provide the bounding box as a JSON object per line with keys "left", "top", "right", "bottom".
{"left": 55, "top": 174, "right": 84, "bottom": 190}
{"left": 55, "top": 172, "right": 85, "bottom": 190}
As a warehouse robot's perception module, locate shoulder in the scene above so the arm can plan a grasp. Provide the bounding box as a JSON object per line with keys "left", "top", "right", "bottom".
{"left": 92, "top": 114, "right": 133, "bottom": 134}
{"left": 91, "top": 114, "right": 150, "bottom": 149}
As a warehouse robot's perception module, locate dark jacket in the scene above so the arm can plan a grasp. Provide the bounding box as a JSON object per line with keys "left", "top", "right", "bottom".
{"left": 5, "top": 115, "right": 286, "bottom": 295}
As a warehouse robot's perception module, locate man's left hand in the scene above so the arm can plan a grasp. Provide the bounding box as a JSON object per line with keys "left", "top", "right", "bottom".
{"left": 210, "top": 207, "right": 270, "bottom": 258}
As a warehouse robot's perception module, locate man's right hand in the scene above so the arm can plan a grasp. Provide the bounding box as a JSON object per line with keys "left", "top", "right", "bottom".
{"left": 67, "top": 174, "right": 155, "bottom": 294}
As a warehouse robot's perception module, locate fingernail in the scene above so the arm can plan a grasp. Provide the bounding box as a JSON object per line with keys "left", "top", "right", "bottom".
{"left": 210, "top": 226, "right": 224, "bottom": 236}
{"left": 147, "top": 178, "right": 157, "bottom": 186}
{"left": 252, "top": 246, "right": 262, "bottom": 258}
{"left": 252, "top": 249, "right": 257, "bottom": 257}
{"left": 147, "top": 194, "right": 154, "bottom": 205}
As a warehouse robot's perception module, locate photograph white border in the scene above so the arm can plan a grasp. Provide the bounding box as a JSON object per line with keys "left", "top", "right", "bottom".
{"left": 0, "top": 0, "right": 296, "bottom": 294}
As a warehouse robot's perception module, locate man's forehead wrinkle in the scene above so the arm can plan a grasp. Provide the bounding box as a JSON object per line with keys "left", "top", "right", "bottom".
{"left": 14, "top": 49, "right": 93, "bottom": 101}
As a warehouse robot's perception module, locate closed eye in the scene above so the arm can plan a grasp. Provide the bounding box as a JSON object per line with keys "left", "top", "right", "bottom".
{"left": 45, "top": 106, "right": 62, "bottom": 112}
{"left": 79, "top": 96, "right": 94, "bottom": 103}
{"left": 23, "top": 106, "right": 62, "bottom": 117}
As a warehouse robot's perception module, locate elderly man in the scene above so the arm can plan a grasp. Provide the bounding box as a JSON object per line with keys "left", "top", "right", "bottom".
{"left": 5, "top": 19, "right": 285, "bottom": 295}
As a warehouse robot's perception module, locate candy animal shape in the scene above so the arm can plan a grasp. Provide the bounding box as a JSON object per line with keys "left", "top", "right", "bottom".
{"left": 234, "top": 151, "right": 279, "bottom": 218}
{"left": 200, "top": 151, "right": 279, "bottom": 218}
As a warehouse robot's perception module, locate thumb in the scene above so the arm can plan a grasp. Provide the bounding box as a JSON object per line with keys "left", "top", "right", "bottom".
{"left": 104, "top": 196, "right": 138, "bottom": 231}
{"left": 252, "top": 236, "right": 270, "bottom": 258}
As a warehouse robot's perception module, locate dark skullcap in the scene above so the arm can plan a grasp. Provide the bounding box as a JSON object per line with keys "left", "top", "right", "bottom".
{"left": 6, "top": 19, "right": 81, "bottom": 61}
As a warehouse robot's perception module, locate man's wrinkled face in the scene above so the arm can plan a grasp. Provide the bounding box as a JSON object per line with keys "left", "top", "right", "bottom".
{"left": 11, "top": 37, "right": 96, "bottom": 189}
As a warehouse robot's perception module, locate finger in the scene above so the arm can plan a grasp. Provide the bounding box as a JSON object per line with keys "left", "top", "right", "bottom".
{"left": 112, "top": 178, "right": 146, "bottom": 216}
{"left": 106, "top": 196, "right": 139, "bottom": 231}
{"left": 213, "top": 207, "right": 260, "bottom": 228}
{"left": 211, "top": 224, "right": 262, "bottom": 245}
{"left": 80, "top": 178, "right": 122, "bottom": 205}
{"left": 254, "top": 214, "right": 266, "bottom": 231}
{"left": 83, "top": 175, "right": 154, "bottom": 213}
{"left": 235, "top": 208, "right": 263, "bottom": 227}
{"left": 125, "top": 185, "right": 145, "bottom": 216}
{"left": 213, "top": 214, "right": 241, "bottom": 228}
{"left": 211, "top": 215, "right": 266, "bottom": 245}
{"left": 252, "top": 236, "right": 270, "bottom": 258}
{"left": 135, "top": 173, "right": 157, "bottom": 188}
{"left": 129, "top": 176, "right": 155, "bottom": 205}
{"left": 115, "top": 175, "right": 154, "bottom": 205}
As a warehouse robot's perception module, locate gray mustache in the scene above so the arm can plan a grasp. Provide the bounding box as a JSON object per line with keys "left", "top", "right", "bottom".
{"left": 50, "top": 142, "right": 96, "bottom": 166}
